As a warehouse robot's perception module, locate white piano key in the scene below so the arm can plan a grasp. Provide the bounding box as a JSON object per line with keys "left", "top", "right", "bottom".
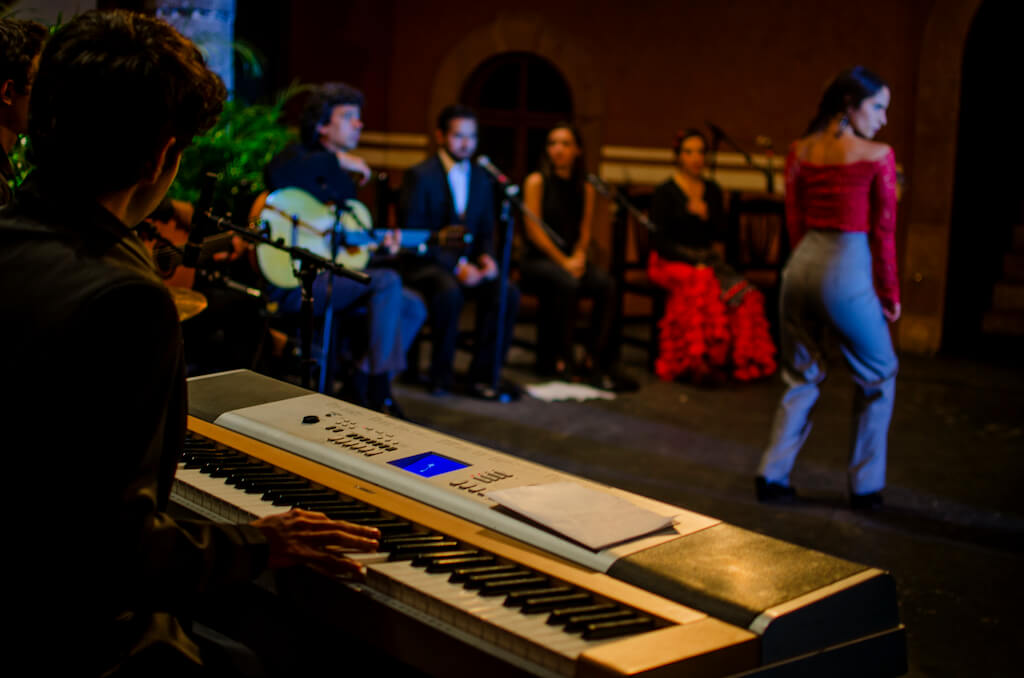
{"left": 367, "top": 559, "right": 606, "bottom": 662}
{"left": 175, "top": 465, "right": 278, "bottom": 518}
{"left": 171, "top": 439, "right": 650, "bottom": 677}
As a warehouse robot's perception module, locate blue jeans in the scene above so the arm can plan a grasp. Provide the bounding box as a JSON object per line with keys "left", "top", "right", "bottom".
{"left": 274, "top": 267, "right": 426, "bottom": 376}
{"left": 758, "top": 231, "right": 898, "bottom": 494}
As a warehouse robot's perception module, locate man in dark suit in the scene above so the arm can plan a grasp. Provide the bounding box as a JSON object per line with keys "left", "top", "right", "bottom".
{"left": 399, "top": 104, "right": 520, "bottom": 399}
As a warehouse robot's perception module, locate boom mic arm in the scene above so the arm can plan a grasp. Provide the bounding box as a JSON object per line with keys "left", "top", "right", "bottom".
{"left": 181, "top": 171, "right": 218, "bottom": 268}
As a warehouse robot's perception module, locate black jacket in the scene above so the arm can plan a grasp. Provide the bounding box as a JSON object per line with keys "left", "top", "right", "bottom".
{"left": 399, "top": 153, "right": 496, "bottom": 271}
{"left": 0, "top": 172, "right": 268, "bottom": 673}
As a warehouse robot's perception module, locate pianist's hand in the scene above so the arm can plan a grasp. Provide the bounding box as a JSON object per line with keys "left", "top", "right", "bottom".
{"left": 253, "top": 508, "right": 380, "bottom": 577}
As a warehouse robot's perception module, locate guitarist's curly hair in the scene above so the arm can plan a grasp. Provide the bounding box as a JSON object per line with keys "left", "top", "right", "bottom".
{"left": 0, "top": 18, "right": 47, "bottom": 92}
{"left": 300, "top": 82, "right": 365, "bottom": 148}
{"left": 28, "top": 10, "right": 225, "bottom": 196}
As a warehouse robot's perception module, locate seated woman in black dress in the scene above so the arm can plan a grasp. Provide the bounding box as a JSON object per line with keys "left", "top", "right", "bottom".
{"left": 648, "top": 129, "right": 776, "bottom": 383}
{"left": 520, "top": 123, "right": 634, "bottom": 391}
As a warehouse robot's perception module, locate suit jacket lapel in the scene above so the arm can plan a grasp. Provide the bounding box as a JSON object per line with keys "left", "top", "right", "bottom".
{"left": 431, "top": 155, "right": 458, "bottom": 225}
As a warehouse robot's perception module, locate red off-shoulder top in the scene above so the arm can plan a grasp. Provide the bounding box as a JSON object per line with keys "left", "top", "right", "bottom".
{"left": 784, "top": 145, "right": 900, "bottom": 307}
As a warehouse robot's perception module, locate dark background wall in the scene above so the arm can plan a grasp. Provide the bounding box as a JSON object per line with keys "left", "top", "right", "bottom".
{"left": 257, "top": 1, "right": 933, "bottom": 165}
{"left": 238, "top": 0, "right": 1017, "bottom": 356}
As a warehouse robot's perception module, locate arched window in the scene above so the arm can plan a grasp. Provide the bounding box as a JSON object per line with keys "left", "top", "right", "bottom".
{"left": 461, "top": 52, "right": 573, "bottom": 183}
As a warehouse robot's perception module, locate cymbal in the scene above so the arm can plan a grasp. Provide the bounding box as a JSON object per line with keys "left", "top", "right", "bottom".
{"left": 167, "top": 286, "right": 208, "bottom": 322}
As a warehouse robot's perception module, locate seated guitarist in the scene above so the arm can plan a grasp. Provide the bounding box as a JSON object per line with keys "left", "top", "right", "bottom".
{"left": 265, "top": 82, "right": 425, "bottom": 417}
{"left": 399, "top": 104, "right": 520, "bottom": 400}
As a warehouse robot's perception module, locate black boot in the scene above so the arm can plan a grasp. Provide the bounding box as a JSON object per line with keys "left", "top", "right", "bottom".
{"left": 369, "top": 374, "right": 406, "bottom": 419}
{"left": 339, "top": 370, "right": 370, "bottom": 407}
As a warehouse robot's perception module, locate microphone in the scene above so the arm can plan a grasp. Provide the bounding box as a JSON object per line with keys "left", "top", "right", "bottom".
{"left": 476, "top": 155, "right": 509, "bottom": 185}
{"left": 182, "top": 171, "right": 218, "bottom": 269}
{"left": 705, "top": 121, "right": 726, "bottom": 140}
{"left": 585, "top": 172, "right": 612, "bottom": 198}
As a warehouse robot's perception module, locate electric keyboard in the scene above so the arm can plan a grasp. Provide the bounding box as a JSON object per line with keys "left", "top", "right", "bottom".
{"left": 176, "top": 370, "right": 907, "bottom": 676}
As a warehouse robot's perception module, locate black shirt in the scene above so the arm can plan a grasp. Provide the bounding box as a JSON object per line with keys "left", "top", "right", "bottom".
{"left": 530, "top": 173, "right": 583, "bottom": 258}
{"left": 0, "top": 147, "right": 15, "bottom": 207}
{"left": 650, "top": 178, "right": 726, "bottom": 260}
{"left": 265, "top": 143, "right": 356, "bottom": 204}
{"left": 0, "top": 172, "right": 268, "bottom": 673}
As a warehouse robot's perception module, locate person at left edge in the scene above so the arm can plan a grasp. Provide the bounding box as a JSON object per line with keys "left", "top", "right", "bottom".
{"left": 265, "top": 82, "right": 426, "bottom": 417}
{"left": 0, "top": 17, "right": 47, "bottom": 207}
{"left": 0, "top": 11, "right": 380, "bottom": 675}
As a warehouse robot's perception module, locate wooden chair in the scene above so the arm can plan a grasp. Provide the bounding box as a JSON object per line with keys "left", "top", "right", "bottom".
{"left": 727, "top": 192, "right": 788, "bottom": 337}
{"left": 610, "top": 188, "right": 665, "bottom": 371}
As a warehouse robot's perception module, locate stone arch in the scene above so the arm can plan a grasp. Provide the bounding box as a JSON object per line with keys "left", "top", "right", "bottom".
{"left": 427, "top": 12, "right": 606, "bottom": 176}
{"left": 899, "top": 0, "right": 984, "bottom": 354}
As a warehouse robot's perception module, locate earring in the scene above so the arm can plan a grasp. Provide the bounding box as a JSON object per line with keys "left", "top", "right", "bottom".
{"left": 835, "top": 115, "right": 849, "bottom": 138}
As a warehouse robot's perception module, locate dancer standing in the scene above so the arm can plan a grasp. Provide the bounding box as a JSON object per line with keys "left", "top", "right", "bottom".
{"left": 756, "top": 67, "right": 899, "bottom": 510}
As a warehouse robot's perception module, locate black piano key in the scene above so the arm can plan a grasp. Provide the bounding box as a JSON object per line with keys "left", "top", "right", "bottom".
{"left": 547, "top": 603, "right": 618, "bottom": 625}
{"left": 520, "top": 592, "right": 593, "bottom": 614}
{"left": 582, "top": 616, "right": 655, "bottom": 640}
{"left": 238, "top": 477, "right": 309, "bottom": 493}
{"left": 264, "top": 489, "right": 340, "bottom": 506}
{"left": 463, "top": 569, "right": 533, "bottom": 589}
{"left": 379, "top": 534, "right": 446, "bottom": 548}
{"left": 426, "top": 555, "right": 497, "bottom": 573}
{"left": 361, "top": 520, "right": 415, "bottom": 535}
{"left": 316, "top": 505, "right": 373, "bottom": 518}
{"left": 184, "top": 454, "right": 243, "bottom": 469}
{"left": 307, "top": 507, "right": 378, "bottom": 519}
{"left": 410, "top": 550, "right": 480, "bottom": 567}
{"left": 387, "top": 540, "right": 459, "bottom": 560}
{"left": 478, "top": 576, "right": 548, "bottom": 596}
{"left": 563, "top": 609, "right": 637, "bottom": 632}
{"left": 295, "top": 499, "right": 365, "bottom": 512}
{"left": 225, "top": 466, "right": 279, "bottom": 483}
{"left": 503, "top": 585, "right": 573, "bottom": 607}
{"left": 197, "top": 454, "right": 249, "bottom": 467}
{"left": 448, "top": 563, "right": 518, "bottom": 583}
{"left": 207, "top": 463, "right": 266, "bottom": 478}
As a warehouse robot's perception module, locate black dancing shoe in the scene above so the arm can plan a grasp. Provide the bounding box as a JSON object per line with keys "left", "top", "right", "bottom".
{"left": 755, "top": 476, "right": 797, "bottom": 504}
{"left": 850, "top": 491, "right": 884, "bottom": 511}
{"left": 467, "top": 380, "right": 522, "bottom": 402}
{"left": 375, "top": 396, "right": 408, "bottom": 420}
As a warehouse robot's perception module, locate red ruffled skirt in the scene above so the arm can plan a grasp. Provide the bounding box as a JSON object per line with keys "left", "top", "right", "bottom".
{"left": 648, "top": 252, "right": 776, "bottom": 382}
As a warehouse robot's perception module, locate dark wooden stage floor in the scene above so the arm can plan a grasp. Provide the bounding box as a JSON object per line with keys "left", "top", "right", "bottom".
{"left": 390, "top": 333, "right": 1024, "bottom": 678}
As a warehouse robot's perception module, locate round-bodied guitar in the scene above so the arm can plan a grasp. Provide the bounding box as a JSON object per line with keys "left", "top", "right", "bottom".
{"left": 255, "top": 187, "right": 469, "bottom": 289}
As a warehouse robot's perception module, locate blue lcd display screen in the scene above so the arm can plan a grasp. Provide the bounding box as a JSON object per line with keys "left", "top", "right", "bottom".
{"left": 388, "top": 452, "right": 469, "bottom": 478}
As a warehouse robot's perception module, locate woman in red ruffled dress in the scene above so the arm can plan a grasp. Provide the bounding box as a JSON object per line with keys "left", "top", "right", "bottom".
{"left": 647, "top": 129, "right": 776, "bottom": 383}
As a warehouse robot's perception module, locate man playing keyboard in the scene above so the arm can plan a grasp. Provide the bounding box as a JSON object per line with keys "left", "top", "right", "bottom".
{"left": 0, "top": 11, "right": 378, "bottom": 677}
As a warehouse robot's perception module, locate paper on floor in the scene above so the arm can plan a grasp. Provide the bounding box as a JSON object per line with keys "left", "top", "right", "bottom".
{"left": 525, "top": 381, "right": 616, "bottom": 402}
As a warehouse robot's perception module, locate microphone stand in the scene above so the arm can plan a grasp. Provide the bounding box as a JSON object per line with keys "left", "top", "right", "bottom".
{"left": 587, "top": 174, "right": 713, "bottom": 264}
{"left": 706, "top": 123, "right": 774, "bottom": 194}
{"left": 200, "top": 208, "right": 370, "bottom": 391}
{"left": 486, "top": 182, "right": 567, "bottom": 396}
{"left": 491, "top": 191, "right": 514, "bottom": 396}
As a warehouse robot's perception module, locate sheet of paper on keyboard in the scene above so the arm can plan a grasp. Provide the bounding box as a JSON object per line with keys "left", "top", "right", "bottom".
{"left": 488, "top": 481, "right": 674, "bottom": 551}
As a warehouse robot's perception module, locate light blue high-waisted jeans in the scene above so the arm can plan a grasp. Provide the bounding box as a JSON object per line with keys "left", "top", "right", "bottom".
{"left": 758, "top": 230, "right": 898, "bottom": 495}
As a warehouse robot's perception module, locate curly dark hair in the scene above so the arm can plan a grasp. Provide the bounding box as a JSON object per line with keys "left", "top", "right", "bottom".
{"left": 299, "top": 82, "right": 364, "bottom": 148}
{"left": 0, "top": 18, "right": 47, "bottom": 92}
{"left": 28, "top": 10, "right": 226, "bottom": 195}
